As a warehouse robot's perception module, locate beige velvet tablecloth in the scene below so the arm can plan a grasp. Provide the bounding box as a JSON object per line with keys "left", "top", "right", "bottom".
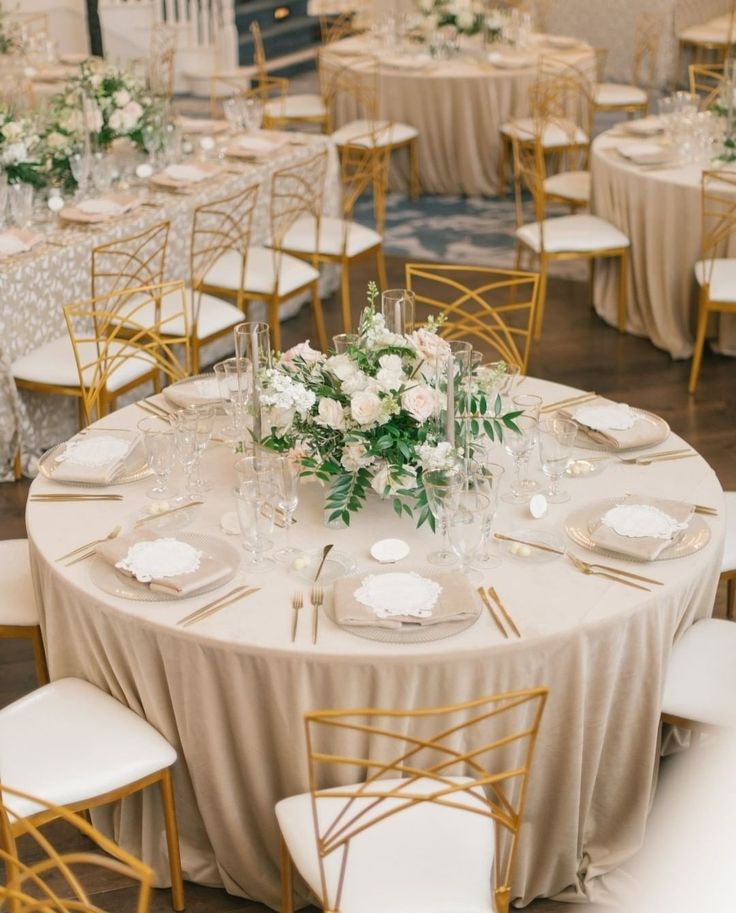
{"left": 0, "top": 134, "right": 340, "bottom": 482}
{"left": 591, "top": 132, "right": 736, "bottom": 360}
{"left": 322, "top": 36, "right": 595, "bottom": 196}
{"left": 27, "top": 377, "right": 724, "bottom": 909}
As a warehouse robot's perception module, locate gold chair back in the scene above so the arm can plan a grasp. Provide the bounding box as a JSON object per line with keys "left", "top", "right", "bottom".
{"left": 689, "top": 62, "right": 726, "bottom": 109}
{"left": 0, "top": 785, "right": 152, "bottom": 913}
{"left": 63, "top": 280, "right": 190, "bottom": 424}
{"left": 209, "top": 73, "right": 287, "bottom": 121}
{"left": 532, "top": 57, "right": 594, "bottom": 144}
{"left": 250, "top": 19, "right": 270, "bottom": 84}
{"left": 149, "top": 22, "right": 177, "bottom": 97}
{"left": 699, "top": 169, "right": 736, "bottom": 289}
{"left": 92, "top": 220, "right": 170, "bottom": 301}
{"left": 510, "top": 124, "right": 547, "bottom": 227}
{"left": 339, "top": 131, "right": 389, "bottom": 233}
{"left": 320, "top": 11, "right": 356, "bottom": 45}
{"left": 270, "top": 148, "right": 328, "bottom": 251}
{"left": 631, "top": 11, "right": 663, "bottom": 88}
{"left": 319, "top": 53, "right": 379, "bottom": 132}
{"left": 302, "top": 689, "right": 548, "bottom": 913}
{"left": 405, "top": 263, "right": 540, "bottom": 373}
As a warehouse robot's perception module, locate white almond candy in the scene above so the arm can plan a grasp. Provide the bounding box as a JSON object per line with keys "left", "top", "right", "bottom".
{"left": 529, "top": 494, "right": 548, "bottom": 519}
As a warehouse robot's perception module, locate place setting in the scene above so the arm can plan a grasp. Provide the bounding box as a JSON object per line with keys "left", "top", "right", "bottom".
{"left": 59, "top": 192, "right": 144, "bottom": 224}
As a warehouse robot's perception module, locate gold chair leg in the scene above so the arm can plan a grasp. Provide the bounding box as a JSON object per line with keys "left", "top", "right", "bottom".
{"left": 617, "top": 248, "right": 628, "bottom": 332}
{"left": 13, "top": 447, "right": 21, "bottom": 481}
{"left": 376, "top": 246, "right": 388, "bottom": 295}
{"left": 408, "top": 138, "right": 420, "bottom": 199}
{"left": 726, "top": 574, "right": 735, "bottom": 620}
{"left": 159, "top": 768, "right": 185, "bottom": 912}
{"left": 340, "top": 263, "right": 353, "bottom": 334}
{"left": 310, "top": 281, "right": 328, "bottom": 352}
{"left": 190, "top": 338, "right": 200, "bottom": 375}
{"left": 269, "top": 298, "right": 282, "bottom": 354}
{"left": 534, "top": 258, "right": 549, "bottom": 340}
{"left": 497, "top": 135, "right": 508, "bottom": 197}
{"left": 280, "top": 834, "right": 295, "bottom": 913}
{"left": 688, "top": 297, "right": 709, "bottom": 395}
{"left": 30, "top": 626, "right": 49, "bottom": 686}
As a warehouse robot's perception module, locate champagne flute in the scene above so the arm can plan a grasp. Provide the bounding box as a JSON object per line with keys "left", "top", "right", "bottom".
{"left": 538, "top": 417, "right": 578, "bottom": 503}
{"left": 138, "top": 416, "right": 176, "bottom": 500}
{"left": 465, "top": 461, "right": 505, "bottom": 569}
{"left": 422, "top": 467, "right": 462, "bottom": 566}
{"left": 234, "top": 455, "right": 274, "bottom": 566}
{"left": 171, "top": 412, "right": 199, "bottom": 501}
{"left": 214, "top": 357, "right": 250, "bottom": 442}
{"left": 447, "top": 489, "right": 490, "bottom": 573}
{"left": 268, "top": 452, "right": 302, "bottom": 563}
{"left": 501, "top": 414, "right": 538, "bottom": 503}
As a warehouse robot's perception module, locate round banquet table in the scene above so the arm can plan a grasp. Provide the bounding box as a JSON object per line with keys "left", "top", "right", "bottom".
{"left": 321, "top": 35, "right": 596, "bottom": 196}
{"left": 27, "top": 378, "right": 724, "bottom": 908}
{"left": 591, "top": 130, "right": 736, "bottom": 359}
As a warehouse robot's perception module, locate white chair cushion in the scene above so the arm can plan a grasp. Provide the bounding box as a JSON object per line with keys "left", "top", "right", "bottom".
{"left": 265, "top": 93, "right": 327, "bottom": 120}
{"left": 202, "top": 246, "right": 320, "bottom": 297}
{"left": 594, "top": 82, "right": 647, "bottom": 107}
{"left": 662, "top": 619, "right": 736, "bottom": 728}
{"left": 679, "top": 24, "right": 733, "bottom": 44}
{"left": 694, "top": 258, "right": 736, "bottom": 303}
{"left": 516, "top": 214, "right": 630, "bottom": 254}
{"left": 0, "top": 540, "right": 38, "bottom": 627}
{"left": 118, "top": 287, "right": 243, "bottom": 341}
{"left": 723, "top": 492, "right": 736, "bottom": 573}
{"left": 543, "top": 170, "right": 591, "bottom": 204}
{"left": 281, "top": 215, "right": 382, "bottom": 258}
{"left": 11, "top": 336, "right": 155, "bottom": 392}
{"left": 276, "top": 776, "right": 493, "bottom": 913}
{"left": 501, "top": 117, "right": 589, "bottom": 148}
{"left": 0, "top": 678, "right": 177, "bottom": 818}
{"left": 331, "top": 118, "right": 418, "bottom": 147}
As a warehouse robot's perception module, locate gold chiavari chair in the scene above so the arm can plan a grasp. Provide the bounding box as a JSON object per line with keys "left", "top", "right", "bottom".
{"left": 92, "top": 220, "right": 169, "bottom": 299}
{"left": 498, "top": 57, "right": 593, "bottom": 198}
{"left": 276, "top": 688, "right": 548, "bottom": 913}
{"left": 249, "top": 20, "right": 328, "bottom": 131}
{"left": 511, "top": 126, "right": 629, "bottom": 340}
{"left": 592, "top": 11, "right": 661, "bottom": 119}
{"left": 199, "top": 151, "right": 328, "bottom": 352}
{"left": 675, "top": 0, "right": 736, "bottom": 89}
{"left": 0, "top": 540, "right": 48, "bottom": 687}
{"left": 280, "top": 133, "right": 388, "bottom": 333}
{"left": 405, "top": 263, "right": 540, "bottom": 374}
{"left": 63, "top": 281, "right": 190, "bottom": 424}
{"left": 210, "top": 73, "right": 287, "bottom": 122}
{"left": 689, "top": 169, "right": 736, "bottom": 394}
{"left": 0, "top": 676, "right": 185, "bottom": 911}
{"left": 319, "top": 11, "right": 358, "bottom": 45}
{"left": 689, "top": 62, "right": 726, "bottom": 110}
{"left": 321, "top": 51, "right": 420, "bottom": 199}
{"left": 0, "top": 786, "right": 153, "bottom": 913}
{"left": 149, "top": 22, "right": 177, "bottom": 99}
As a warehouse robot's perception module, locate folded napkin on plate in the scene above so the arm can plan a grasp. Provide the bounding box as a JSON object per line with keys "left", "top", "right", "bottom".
{"left": 61, "top": 193, "right": 141, "bottom": 223}
{"left": 51, "top": 433, "right": 140, "bottom": 484}
{"left": 487, "top": 52, "right": 536, "bottom": 68}
{"left": 623, "top": 116, "right": 664, "bottom": 137}
{"left": 615, "top": 141, "right": 666, "bottom": 162}
{"left": 0, "top": 229, "right": 43, "bottom": 257}
{"left": 151, "top": 162, "right": 221, "bottom": 188}
{"left": 559, "top": 396, "right": 654, "bottom": 449}
{"left": 97, "top": 530, "right": 231, "bottom": 595}
{"left": 334, "top": 570, "right": 477, "bottom": 629}
{"left": 163, "top": 376, "right": 220, "bottom": 407}
{"left": 226, "top": 134, "right": 283, "bottom": 158}
{"left": 591, "top": 494, "right": 693, "bottom": 560}
{"left": 176, "top": 116, "right": 229, "bottom": 135}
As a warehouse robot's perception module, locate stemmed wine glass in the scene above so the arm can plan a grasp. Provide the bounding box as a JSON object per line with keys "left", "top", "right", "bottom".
{"left": 465, "top": 461, "right": 505, "bottom": 569}
{"left": 171, "top": 405, "right": 215, "bottom": 496}
{"left": 70, "top": 152, "right": 91, "bottom": 199}
{"left": 234, "top": 455, "right": 275, "bottom": 566}
{"left": 447, "top": 489, "right": 490, "bottom": 573}
{"left": 171, "top": 411, "right": 199, "bottom": 501}
{"left": 502, "top": 414, "right": 539, "bottom": 503}
{"left": 422, "top": 467, "right": 462, "bottom": 566}
{"left": 214, "top": 356, "right": 251, "bottom": 442}
{"left": 138, "top": 416, "right": 175, "bottom": 500}
{"left": 268, "top": 453, "right": 302, "bottom": 563}
{"left": 538, "top": 417, "right": 578, "bottom": 503}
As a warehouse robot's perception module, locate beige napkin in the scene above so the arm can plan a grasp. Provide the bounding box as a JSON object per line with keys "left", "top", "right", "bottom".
{"left": 60, "top": 192, "right": 141, "bottom": 224}
{"left": 50, "top": 432, "right": 140, "bottom": 484}
{"left": 334, "top": 571, "right": 478, "bottom": 630}
{"left": 150, "top": 162, "right": 222, "bottom": 189}
{"left": 559, "top": 396, "right": 656, "bottom": 450}
{"left": 225, "top": 133, "right": 285, "bottom": 159}
{"left": 590, "top": 494, "right": 694, "bottom": 560}
{"left": 97, "top": 530, "right": 232, "bottom": 596}
{"left": 0, "top": 229, "right": 43, "bottom": 257}
{"left": 176, "top": 116, "right": 229, "bottom": 135}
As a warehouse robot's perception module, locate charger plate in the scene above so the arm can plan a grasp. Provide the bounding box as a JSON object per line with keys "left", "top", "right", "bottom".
{"left": 39, "top": 432, "right": 150, "bottom": 487}
{"left": 570, "top": 407, "right": 670, "bottom": 452}
{"left": 162, "top": 372, "right": 220, "bottom": 408}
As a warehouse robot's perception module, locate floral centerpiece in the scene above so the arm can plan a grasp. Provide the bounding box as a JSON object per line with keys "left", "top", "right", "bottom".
{"left": 0, "top": 108, "right": 44, "bottom": 187}
{"left": 260, "top": 284, "right": 519, "bottom": 527}
{"left": 416, "top": 0, "right": 483, "bottom": 36}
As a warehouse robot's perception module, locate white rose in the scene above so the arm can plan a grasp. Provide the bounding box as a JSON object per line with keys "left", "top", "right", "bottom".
{"left": 409, "top": 328, "right": 451, "bottom": 366}
{"left": 341, "top": 442, "right": 374, "bottom": 472}
{"left": 417, "top": 441, "right": 458, "bottom": 472}
{"left": 281, "top": 340, "right": 324, "bottom": 368}
{"left": 85, "top": 106, "right": 103, "bottom": 132}
{"left": 46, "top": 131, "right": 67, "bottom": 150}
{"left": 121, "top": 101, "right": 143, "bottom": 130}
{"left": 350, "top": 391, "right": 382, "bottom": 426}
{"left": 1, "top": 122, "right": 22, "bottom": 142}
{"left": 341, "top": 370, "right": 371, "bottom": 395}
{"left": 2, "top": 142, "right": 26, "bottom": 164}
{"left": 371, "top": 463, "right": 391, "bottom": 497}
{"left": 108, "top": 109, "right": 124, "bottom": 132}
{"left": 59, "top": 109, "right": 83, "bottom": 134}
{"left": 113, "top": 89, "right": 131, "bottom": 107}
{"left": 325, "top": 353, "right": 357, "bottom": 382}
{"left": 265, "top": 405, "right": 295, "bottom": 433}
{"left": 316, "top": 397, "right": 345, "bottom": 431}
{"left": 401, "top": 384, "right": 436, "bottom": 423}
{"left": 90, "top": 74, "right": 102, "bottom": 88}
{"left": 376, "top": 354, "right": 406, "bottom": 392}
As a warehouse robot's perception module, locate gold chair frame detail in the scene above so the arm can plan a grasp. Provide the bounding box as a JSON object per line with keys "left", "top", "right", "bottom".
{"left": 405, "top": 263, "right": 540, "bottom": 373}
{"left": 0, "top": 623, "right": 47, "bottom": 686}
{"left": 675, "top": 0, "right": 736, "bottom": 89}
{"left": 688, "top": 62, "right": 726, "bottom": 109}
{"left": 92, "top": 220, "right": 170, "bottom": 300}
{"left": 592, "top": 11, "right": 662, "bottom": 118}
{"left": 279, "top": 688, "right": 548, "bottom": 913}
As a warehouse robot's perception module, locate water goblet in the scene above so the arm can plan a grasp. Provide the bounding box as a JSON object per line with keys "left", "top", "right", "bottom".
{"left": 241, "top": 96, "right": 264, "bottom": 132}
{"left": 138, "top": 416, "right": 176, "bottom": 500}
{"left": 501, "top": 414, "right": 539, "bottom": 503}
{"left": 170, "top": 411, "right": 199, "bottom": 501}
{"left": 234, "top": 456, "right": 275, "bottom": 566}
{"left": 447, "top": 489, "right": 490, "bottom": 573}
{"left": 267, "top": 452, "right": 302, "bottom": 563}
{"left": 222, "top": 97, "right": 244, "bottom": 131}
{"left": 512, "top": 393, "right": 543, "bottom": 422}
{"left": 91, "top": 153, "right": 115, "bottom": 194}
{"left": 332, "top": 333, "right": 358, "bottom": 354}
{"left": 214, "top": 357, "right": 251, "bottom": 442}
{"left": 69, "top": 152, "right": 91, "bottom": 198}
{"left": 538, "top": 417, "right": 578, "bottom": 503}
{"left": 8, "top": 183, "right": 33, "bottom": 228}
{"left": 465, "top": 461, "right": 505, "bottom": 569}
{"left": 172, "top": 405, "right": 215, "bottom": 495}
{"left": 422, "top": 467, "right": 462, "bottom": 566}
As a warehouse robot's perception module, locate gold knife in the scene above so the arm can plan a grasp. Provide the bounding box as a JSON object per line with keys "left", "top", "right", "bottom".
{"left": 477, "top": 586, "right": 508, "bottom": 638}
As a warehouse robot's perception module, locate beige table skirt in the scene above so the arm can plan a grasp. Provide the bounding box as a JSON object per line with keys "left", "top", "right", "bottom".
{"left": 28, "top": 377, "right": 724, "bottom": 909}
{"left": 591, "top": 134, "right": 736, "bottom": 359}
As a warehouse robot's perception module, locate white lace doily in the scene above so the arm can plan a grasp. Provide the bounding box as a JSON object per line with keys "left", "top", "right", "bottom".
{"left": 354, "top": 572, "right": 442, "bottom": 619}
{"left": 601, "top": 504, "right": 689, "bottom": 540}
{"left": 164, "top": 164, "right": 208, "bottom": 183}
{"left": 116, "top": 538, "right": 202, "bottom": 582}
{"left": 573, "top": 403, "right": 638, "bottom": 431}
{"left": 78, "top": 198, "right": 125, "bottom": 216}
{"left": 58, "top": 435, "right": 131, "bottom": 468}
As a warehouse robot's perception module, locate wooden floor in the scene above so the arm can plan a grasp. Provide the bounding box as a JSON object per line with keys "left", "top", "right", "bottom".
{"left": 0, "top": 254, "right": 732, "bottom": 913}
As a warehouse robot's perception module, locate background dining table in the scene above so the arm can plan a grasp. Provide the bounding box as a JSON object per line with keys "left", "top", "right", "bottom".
{"left": 26, "top": 376, "right": 725, "bottom": 909}
{"left": 590, "top": 130, "right": 736, "bottom": 360}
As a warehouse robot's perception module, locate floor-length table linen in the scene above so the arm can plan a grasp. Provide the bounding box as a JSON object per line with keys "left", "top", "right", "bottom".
{"left": 321, "top": 37, "right": 595, "bottom": 196}
{"left": 26, "top": 377, "right": 724, "bottom": 908}
{"left": 0, "top": 135, "right": 340, "bottom": 482}
{"left": 590, "top": 132, "right": 736, "bottom": 359}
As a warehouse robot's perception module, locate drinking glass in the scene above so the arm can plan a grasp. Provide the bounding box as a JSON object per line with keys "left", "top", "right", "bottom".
{"left": 8, "top": 183, "right": 33, "bottom": 228}
{"left": 172, "top": 405, "right": 215, "bottom": 494}
{"left": 234, "top": 321, "right": 271, "bottom": 448}
{"left": 502, "top": 414, "right": 539, "bottom": 503}
{"left": 538, "top": 417, "right": 578, "bottom": 503}
{"left": 422, "top": 468, "right": 462, "bottom": 566}
{"left": 381, "top": 288, "right": 415, "bottom": 335}
{"left": 214, "top": 356, "right": 251, "bottom": 442}
{"left": 234, "top": 456, "right": 275, "bottom": 566}
{"left": 500, "top": 363, "right": 521, "bottom": 403}
{"left": 91, "top": 153, "right": 115, "bottom": 193}
{"left": 332, "top": 333, "right": 358, "bottom": 354}
{"left": 465, "top": 461, "right": 505, "bottom": 569}
{"left": 138, "top": 416, "right": 176, "bottom": 499}
{"left": 70, "top": 152, "right": 91, "bottom": 198}
{"left": 222, "top": 97, "right": 244, "bottom": 131}
{"left": 447, "top": 489, "right": 490, "bottom": 572}
{"left": 513, "top": 393, "right": 543, "bottom": 422}
{"left": 241, "top": 97, "right": 264, "bottom": 132}
{"left": 267, "top": 452, "right": 302, "bottom": 563}
{"left": 170, "top": 411, "right": 199, "bottom": 500}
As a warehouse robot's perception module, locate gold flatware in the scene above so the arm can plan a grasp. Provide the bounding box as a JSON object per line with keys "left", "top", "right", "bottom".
{"left": 476, "top": 586, "right": 508, "bottom": 638}
{"left": 566, "top": 553, "right": 651, "bottom": 590}
{"left": 487, "top": 587, "right": 521, "bottom": 638}
{"left": 56, "top": 524, "right": 122, "bottom": 562}
{"left": 145, "top": 397, "right": 175, "bottom": 417}
{"left": 177, "top": 585, "right": 259, "bottom": 628}
{"left": 135, "top": 401, "right": 166, "bottom": 418}
{"left": 625, "top": 449, "right": 695, "bottom": 465}
{"left": 134, "top": 501, "right": 203, "bottom": 528}
{"left": 314, "top": 544, "right": 334, "bottom": 582}
{"left": 291, "top": 591, "right": 303, "bottom": 642}
{"left": 65, "top": 546, "right": 102, "bottom": 566}
{"left": 569, "top": 555, "right": 664, "bottom": 586}
{"left": 540, "top": 392, "right": 597, "bottom": 414}
{"left": 31, "top": 494, "right": 123, "bottom": 501}
{"left": 622, "top": 491, "right": 717, "bottom": 516}
{"left": 311, "top": 585, "right": 324, "bottom": 645}
{"left": 494, "top": 532, "right": 564, "bottom": 556}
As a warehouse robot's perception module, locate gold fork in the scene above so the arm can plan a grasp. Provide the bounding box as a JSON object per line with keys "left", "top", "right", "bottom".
{"left": 567, "top": 554, "right": 651, "bottom": 590}
{"left": 291, "top": 591, "right": 303, "bottom": 642}
{"left": 311, "top": 585, "right": 324, "bottom": 645}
